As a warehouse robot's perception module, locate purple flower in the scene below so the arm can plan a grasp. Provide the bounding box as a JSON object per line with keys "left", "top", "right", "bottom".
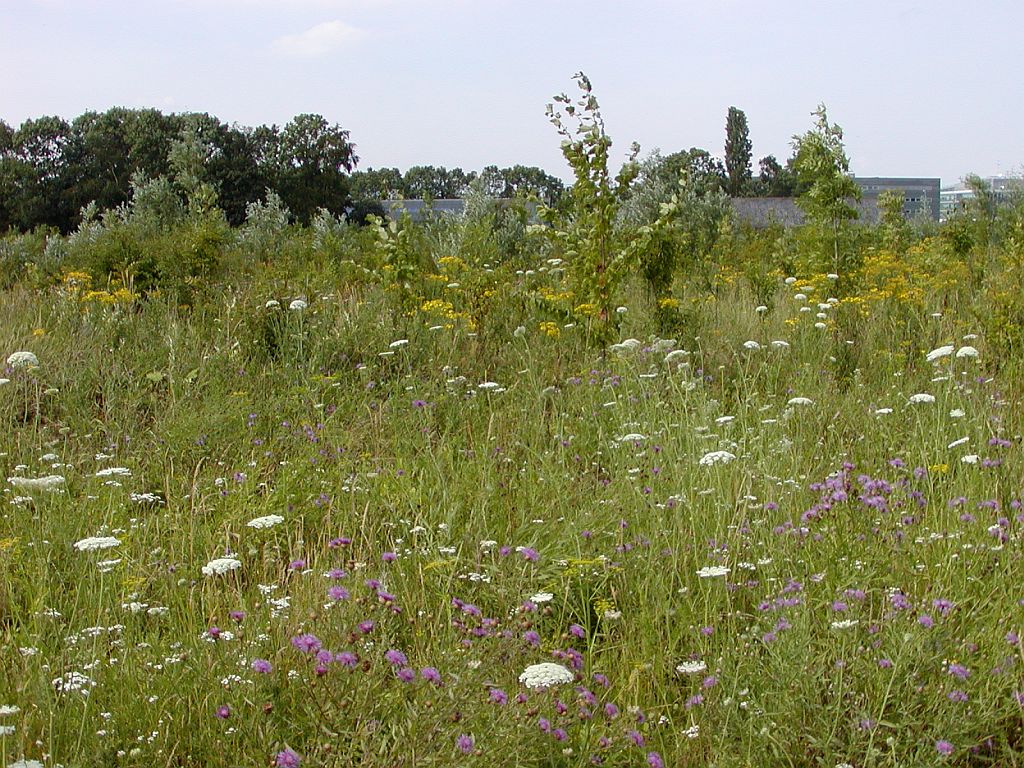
{"left": 520, "top": 547, "right": 539, "bottom": 562}
{"left": 382, "top": 551, "right": 398, "bottom": 562}
{"left": 488, "top": 688, "right": 508, "bottom": 704}
{"left": 275, "top": 747, "right": 302, "bottom": 767}
{"left": 918, "top": 614, "right": 934, "bottom": 628}
{"left": 604, "top": 702, "right": 619, "bottom": 718}
{"left": 288, "top": 559, "right": 306, "bottom": 571}
{"left": 291, "top": 634, "right": 321, "bottom": 654}
{"left": 421, "top": 667, "right": 442, "bottom": 685}
{"left": 570, "top": 623, "right": 586, "bottom": 639}
{"left": 627, "top": 730, "right": 645, "bottom": 747}
{"left": 947, "top": 662, "right": 970, "bottom": 680}
{"left": 935, "top": 740, "right": 954, "bottom": 756}
{"left": 215, "top": 705, "right": 231, "bottom": 719}
{"left": 523, "top": 630, "right": 540, "bottom": 647}
{"left": 229, "top": 610, "right": 246, "bottom": 622}
{"left": 947, "top": 690, "right": 968, "bottom": 702}
{"left": 456, "top": 734, "right": 474, "bottom": 754}
{"left": 328, "top": 586, "right": 350, "bottom": 601}
{"left": 552, "top": 728, "right": 567, "bottom": 741}
{"left": 685, "top": 693, "right": 705, "bottom": 708}
{"left": 252, "top": 658, "right": 272, "bottom": 674}
{"left": 336, "top": 651, "right": 358, "bottom": 668}
{"left": 358, "top": 620, "right": 375, "bottom": 634}
{"left": 396, "top": 666, "right": 416, "bottom": 682}
{"left": 385, "top": 649, "right": 408, "bottom": 666}
{"left": 647, "top": 753, "right": 664, "bottom": 768}
{"left": 328, "top": 537, "right": 351, "bottom": 548}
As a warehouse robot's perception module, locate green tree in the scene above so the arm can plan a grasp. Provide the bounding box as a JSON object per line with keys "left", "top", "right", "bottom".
{"left": 791, "top": 104, "right": 861, "bottom": 275}
{"left": 275, "top": 114, "right": 358, "bottom": 224}
{"left": 877, "top": 189, "right": 910, "bottom": 252}
{"left": 756, "top": 154, "right": 797, "bottom": 197}
{"left": 538, "top": 72, "right": 646, "bottom": 333}
{"left": 724, "top": 106, "right": 752, "bottom": 197}
{"left": 350, "top": 167, "right": 405, "bottom": 200}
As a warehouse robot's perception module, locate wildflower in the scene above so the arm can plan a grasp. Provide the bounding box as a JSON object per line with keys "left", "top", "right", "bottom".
{"left": 955, "top": 346, "right": 979, "bottom": 359}
{"left": 908, "top": 393, "right": 935, "bottom": 404}
{"left": 385, "top": 649, "right": 408, "bottom": 667}
{"left": 381, "top": 551, "right": 398, "bottom": 562}
{"left": 421, "top": 667, "right": 442, "bottom": 685}
{"left": 73, "top": 536, "right": 121, "bottom": 552}
{"left": 6, "top": 351, "right": 39, "bottom": 369}
{"left": 647, "top": 752, "right": 664, "bottom": 768}
{"left": 519, "top": 662, "right": 574, "bottom": 689}
{"left": 0, "top": 705, "right": 20, "bottom": 716}
{"left": 696, "top": 566, "right": 730, "bottom": 578}
{"left": 275, "top": 747, "right": 302, "bottom": 767}
{"left": 7, "top": 475, "right": 65, "bottom": 492}
{"left": 935, "top": 740, "right": 954, "bottom": 756}
{"left": 947, "top": 662, "right": 970, "bottom": 680}
{"left": 925, "top": 345, "right": 954, "bottom": 362}
{"left": 530, "top": 592, "right": 554, "bottom": 603}
{"left": 215, "top": 705, "right": 231, "bottom": 719}
{"left": 742, "top": 340, "right": 761, "bottom": 350}
{"left": 456, "top": 734, "right": 474, "bottom": 754}
{"left": 291, "top": 634, "right": 321, "bottom": 654}
{"left": 396, "top": 667, "right": 416, "bottom": 682}
{"left": 488, "top": 688, "right": 508, "bottom": 704}
{"left": 698, "top": 451, "right": 736, "bottom": 466}
{"left": 336, "top": 651, "right": 358, "bottom": 667}
{"left": 787, "top": 397, "right": 814, "bottom": 406}
{"left": 288, "top": 299, "right": 307, "bottom": 311}
{"left": 252, "top": 659, "right": 272, "bottom": 674}
{"left": 327, "top": 586, "right": 349, "bottom": 601}
{"left": 676, "top": 660, "right": 707, "bottom": 674}
{"left": 202, "top": 557, "right": 241, "bottom": 576}
{"left": 247, "top": 515, "right": 284, "bottom": 529}
{"left": 518, "top": 546, "right": 540, "bottom": 562}
{"left": 569, "top": 623, "right": 586, "bottom": 639}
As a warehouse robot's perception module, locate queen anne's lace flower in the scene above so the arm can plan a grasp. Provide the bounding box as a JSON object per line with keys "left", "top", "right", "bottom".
{"left": 908, "top": 393, "right": 935, "bottom": 404}
{"left": 74, "top": 536, "right": 121, "bottom": 552}
{"left": 7, "top": 475, "right": 65, "bottom": 492}
{"left": 6, "top": 351, "right": 39, "bottom": 369}
{"left": 518, "top": 662, "right": 574, "bottom": 689}
{"left": 698, "top": 451, "right": 736, "bottom": 466}
{"left": 202, "top": 557, "right": 241, "bottom": 576}
{"left": 247, "top": 514, "right": 284, "bottom": 529}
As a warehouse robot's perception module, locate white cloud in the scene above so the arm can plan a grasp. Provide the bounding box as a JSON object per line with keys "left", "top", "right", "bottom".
{"left": 272, "top": 20, "right": 367, "bottom": 58}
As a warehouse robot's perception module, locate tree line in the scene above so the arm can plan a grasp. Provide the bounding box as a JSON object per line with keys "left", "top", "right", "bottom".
{"left": 0, "top": 104, "right": 799, "bottom": 235}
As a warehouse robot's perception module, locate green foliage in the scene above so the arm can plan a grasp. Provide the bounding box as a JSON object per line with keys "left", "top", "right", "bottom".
{"left": 877, "top": 189, "right": 911, "bottom": 253}
{"left": 537, "top": 72, "right": 646, "bottom": 333}
{"left": 791, "top": 105, "right": 862, "bottom": 279}
{"left": 724, "top": 106, "right": 753, "bottom": 197}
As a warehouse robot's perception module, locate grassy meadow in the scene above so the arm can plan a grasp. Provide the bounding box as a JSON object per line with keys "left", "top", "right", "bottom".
{"left": 1, "top": 194, "right": 1024, "bottom": 768}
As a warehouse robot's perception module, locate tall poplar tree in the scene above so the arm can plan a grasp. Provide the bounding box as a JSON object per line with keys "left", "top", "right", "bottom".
{"left": 724, "top": 106, "right": 752, "bottom": 197}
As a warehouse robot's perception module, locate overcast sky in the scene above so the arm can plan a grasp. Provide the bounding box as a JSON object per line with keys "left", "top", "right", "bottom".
{"left": 2, "top": 0, "right": 1020, "bottom": 187}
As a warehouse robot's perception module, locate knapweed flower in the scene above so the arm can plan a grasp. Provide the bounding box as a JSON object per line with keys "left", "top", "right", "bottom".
{"left": 202, "top": 557, "right": 241, "bottom": 576}
{"left": 455, "top": 734, "right": 474, "bottom": 754}
{"left": 275, "top": 747, "right": 302, "bottom": 767}
{"left": 385, "top": 649, "right": 408, "bottom": 667}
{"left": 420, "top": 667, "right": 442, "bottom": 685}
{"left": 291, "top": 634, "right": 321, "bottom": 654}
{"left": 6, "top": 351, "right": 39, "bottom": 369}
{"left": 518, "top": 662, "right": 574, "bottom": 689}
{"left": 252, "top": 659, "right": 272, "bottom": 674}
{"left": 73, "top": 536, "right": 121, "bottom": 552}
{"left": 935, "top": 740, "right": 954, "bottom": 756}
{"left": 247, "top": 515, "right": 284, "bottom": 529}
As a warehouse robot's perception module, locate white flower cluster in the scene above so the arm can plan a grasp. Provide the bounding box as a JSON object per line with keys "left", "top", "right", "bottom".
{"left": 518, "top": 662, "right": 574, "bottom": 689}
{"left": 247, "top": 514, "right": 284, "bottom": 529}
{"left": 7, "top": 475, "right": 66, "bottom": 492}
{"left": 6, "top": 351, "right": 39, "bottom": 369}
{"left": 202, "top": 557, "right": 242, "bottom": 576}
{"left": 675, "top": 660, "right": 708, "bottom": 674}
{"left": 696, "top": 565, "right": 730, "bottom": 579}
{"left": 698, "top": 451, "right": 736, "bottom": 466}
{"left": 74, "top": 536, "right": 121, "bottom": 552}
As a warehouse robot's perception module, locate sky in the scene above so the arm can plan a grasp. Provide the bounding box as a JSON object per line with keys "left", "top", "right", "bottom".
{"left": 1, "top": 0, "right": 1021, "bottom": 188}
